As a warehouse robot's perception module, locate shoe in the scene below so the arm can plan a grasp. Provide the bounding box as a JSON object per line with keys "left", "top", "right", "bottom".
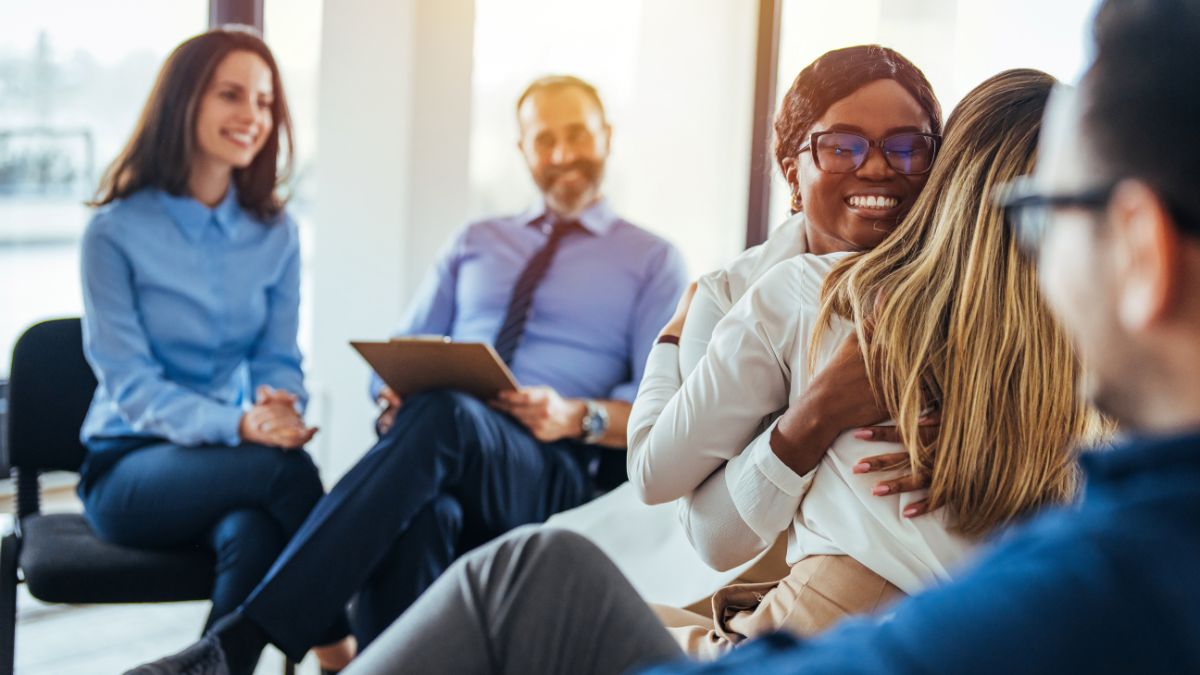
{"left": 124, "top": 634, "right": 231, "bottom": 675}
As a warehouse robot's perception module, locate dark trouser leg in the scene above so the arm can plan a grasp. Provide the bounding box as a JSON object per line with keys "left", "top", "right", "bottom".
{"left": 240, "top": 390, "right": 595, "bottom": 660}
{"left": 206, "top": 510, "right": 286, "bottom": 630}
{"left": 80, "top": 442, "right": 329, "bottom": 629}
{"left": 351, "top": 494, "right": 464, "bottom": 648}
{"left": 343, "top": 527, "right": 684, "bottom": 675}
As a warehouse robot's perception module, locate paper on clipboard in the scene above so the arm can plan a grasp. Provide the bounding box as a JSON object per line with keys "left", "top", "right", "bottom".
{"left": 351, "top": 337, "right": 520, "bottom": 400}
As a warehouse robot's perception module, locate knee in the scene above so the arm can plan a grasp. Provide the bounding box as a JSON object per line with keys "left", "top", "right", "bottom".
{"left": 479, "top": 526, "right": 603, "bottom": 577}
{"left": 256, "top": 449, "right": 326, "bottom": 533}
{"left": 268, "top": 449, "right": 325, "bottom": 500}
{"left": 430, "top": 494, "right": 464, "bottom": 533}
{"left": 396, "top": 390, "right": 485, "bottom": 436}
{"left": 519, "top": 527, "right": 603, "bottom": 570}
{"left": 377, "top": 391, "right": 488, "bottom": 462}
{"left": 211, "top": 509, "right": 285, "bottom": 575}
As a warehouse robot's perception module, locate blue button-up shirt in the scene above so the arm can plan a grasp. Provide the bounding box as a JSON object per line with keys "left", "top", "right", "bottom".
{"left": 79, "top": 187, "right": 305, "bottom": 458}
{"left": 371, "top": 199, "right": 688, "bottom": 403}
{"left": 647, "top": 430, "right": 1200, "bottom": 674}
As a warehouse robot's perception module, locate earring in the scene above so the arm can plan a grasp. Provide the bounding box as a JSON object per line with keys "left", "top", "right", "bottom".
{"left": 790, "top": 192, "right": 802, "bottom": 212}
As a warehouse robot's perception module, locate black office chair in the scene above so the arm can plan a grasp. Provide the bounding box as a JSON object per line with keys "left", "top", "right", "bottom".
{"left": 0, "top": 318, "right": 215, "bottom": 675}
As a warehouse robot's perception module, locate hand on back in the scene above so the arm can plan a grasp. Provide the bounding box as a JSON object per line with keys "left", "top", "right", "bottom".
{"left": 658, "top": 280, "right": 699, "bottom": 340}
{"left": 777, "top": 334, "right": 938, "bottom": 517}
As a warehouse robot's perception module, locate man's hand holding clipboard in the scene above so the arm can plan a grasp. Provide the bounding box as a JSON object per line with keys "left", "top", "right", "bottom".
{"left": 353, "top": 337, "right": 520, "bottom": 434}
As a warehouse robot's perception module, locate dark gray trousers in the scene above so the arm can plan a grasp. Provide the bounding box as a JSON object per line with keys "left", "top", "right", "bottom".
{"left": 343, "top": 526, "right": 685, "bottom": 675}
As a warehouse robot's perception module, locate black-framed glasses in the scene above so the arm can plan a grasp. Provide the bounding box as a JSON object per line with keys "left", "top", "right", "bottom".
{"left": 799, "top": 131, "right": 941, "bottom": 175}
{"left": 997, "top": 177, "right": 1116, "bottom": 258}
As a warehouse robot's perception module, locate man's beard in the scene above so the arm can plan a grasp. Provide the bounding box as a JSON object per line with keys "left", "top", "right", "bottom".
{"left": 537, "top": 159, "right": 604, "bottom": 215}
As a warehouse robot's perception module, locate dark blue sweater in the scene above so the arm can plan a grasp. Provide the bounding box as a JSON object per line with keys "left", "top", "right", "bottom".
{"left": 648, "top": 431, "right": 1200, "bottom": 674}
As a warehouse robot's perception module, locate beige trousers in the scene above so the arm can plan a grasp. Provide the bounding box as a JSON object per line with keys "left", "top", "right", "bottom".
{"left": 653, "top": 554, "right": 903, "bottom": 661}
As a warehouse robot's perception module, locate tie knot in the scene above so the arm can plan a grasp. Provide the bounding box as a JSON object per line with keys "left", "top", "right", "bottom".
{"left": 550, "top": 219, "right": 580, "bottom": 239}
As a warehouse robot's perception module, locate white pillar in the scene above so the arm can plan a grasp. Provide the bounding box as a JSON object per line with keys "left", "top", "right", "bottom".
{"left": 617, "top": 0, "right": 758, "bottom": 274}
{"left": 308, "top": 0, "right": 475, "bottom": 480}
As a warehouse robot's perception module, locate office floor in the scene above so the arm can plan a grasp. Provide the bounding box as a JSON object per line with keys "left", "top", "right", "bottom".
{"left": 15, "top": 587, "right": 298, "bottom": 674}
{"left": 2, "top": 481, "right": 310, "bottom": 675}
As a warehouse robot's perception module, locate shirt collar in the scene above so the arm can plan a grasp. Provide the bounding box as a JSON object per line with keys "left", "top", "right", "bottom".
{"left": 156, "top": 186, "right": 242, "bottom": 241}
{"left": 519, "top": 197, "right": 619, "bottom": 236}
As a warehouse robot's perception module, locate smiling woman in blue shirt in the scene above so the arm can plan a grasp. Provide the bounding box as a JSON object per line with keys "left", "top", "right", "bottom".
{"left": 79, "top": 26, "right": 354, "bottom": 671}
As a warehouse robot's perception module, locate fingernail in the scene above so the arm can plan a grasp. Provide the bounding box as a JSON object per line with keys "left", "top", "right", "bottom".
{"left": 853, "top": 429, "right": 874, "bottom": 440}
{"left": 872, "top": 484, "right": 890, "bottom": 496}
{"left": 852, "top": 462, "right": 871, "bottom": 473}
{"left": 903, "top": 505, "right": 920, "bottom": 517}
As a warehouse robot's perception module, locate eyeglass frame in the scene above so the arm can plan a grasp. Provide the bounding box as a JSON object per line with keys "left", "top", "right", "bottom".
{"left": 996, "top": 177, "right": 1117, "bottom": 258}
{"left": 797, "top": 130, "right": 942, "bottom": 176}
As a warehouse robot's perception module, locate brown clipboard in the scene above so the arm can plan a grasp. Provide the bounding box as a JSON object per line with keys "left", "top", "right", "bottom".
{"left": 351, "top": 337, "right": 520, "bottom": 400}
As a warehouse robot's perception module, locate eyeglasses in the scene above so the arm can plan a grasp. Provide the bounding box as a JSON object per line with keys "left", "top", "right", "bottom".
{"left": 997, "top": 178, "right": 1115, "bottom": 259}
{"left": 799, "top": 131, "right": 941, "bottom": 175}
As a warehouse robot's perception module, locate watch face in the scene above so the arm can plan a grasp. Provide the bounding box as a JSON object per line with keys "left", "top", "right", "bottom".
{"left": 582, "top": 401, "right": 608, "bottom": 441}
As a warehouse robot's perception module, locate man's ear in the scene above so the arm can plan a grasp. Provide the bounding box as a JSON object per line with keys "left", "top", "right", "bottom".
{"left": 1111, "top": 180, "right": 1183, "bottom": 332}
{"left": 598, "top": 122, "right": 613, "bottom": 156}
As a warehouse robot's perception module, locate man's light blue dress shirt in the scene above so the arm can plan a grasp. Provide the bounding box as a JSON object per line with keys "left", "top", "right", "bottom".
{"left": 371, "top": 199, "right": 688, "bottom": 404}
{"left": 79, "top": 187, "right": 305, "bottom": 466}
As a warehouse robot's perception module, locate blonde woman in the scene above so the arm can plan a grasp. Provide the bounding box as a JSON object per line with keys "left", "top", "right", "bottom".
{"left": 321, "top": 68, "right": 1103, "bottom": 675}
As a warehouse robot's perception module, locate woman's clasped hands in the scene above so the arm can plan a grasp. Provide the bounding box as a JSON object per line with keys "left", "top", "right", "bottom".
{"left": 239, "top": 385, "right": 318, "bottom": 449}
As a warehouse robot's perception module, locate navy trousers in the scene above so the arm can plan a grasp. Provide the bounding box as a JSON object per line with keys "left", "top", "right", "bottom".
{"left": 79, "top": 440, "right": 346, "bottom": 639}
{"left": 239, "top": 390, "right": 600, "bottom": 659}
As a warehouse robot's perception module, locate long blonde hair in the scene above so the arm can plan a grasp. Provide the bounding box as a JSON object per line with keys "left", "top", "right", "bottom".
{"left": 813, "top": 69, "right": 1097, "bottom": 538}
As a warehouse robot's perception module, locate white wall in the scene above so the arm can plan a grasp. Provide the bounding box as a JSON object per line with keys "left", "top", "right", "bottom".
{"left": 308, "top": 0, "right": 475, "bottom": 479}
{"left": 618, "top": 0, "right": 757, "bottom": 274}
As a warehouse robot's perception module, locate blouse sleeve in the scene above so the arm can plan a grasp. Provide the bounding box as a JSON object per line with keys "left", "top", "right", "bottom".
{"left": 626, "top": 261, "right": 807, "bottom": 505}
{"left": 246, "top": 217, "right": 307, "bottom": 409}
{"left": 679, "top": 421, "right": 817, "bottom": 570}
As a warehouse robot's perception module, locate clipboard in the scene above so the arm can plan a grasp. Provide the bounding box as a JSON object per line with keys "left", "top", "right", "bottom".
{"left": 351, "top": 337, "right": 520, "bottom": 400}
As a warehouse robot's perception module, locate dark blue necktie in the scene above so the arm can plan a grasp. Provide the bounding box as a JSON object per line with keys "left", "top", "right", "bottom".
{"left": 493, "top": 219, "right": 579, "bottom": 365}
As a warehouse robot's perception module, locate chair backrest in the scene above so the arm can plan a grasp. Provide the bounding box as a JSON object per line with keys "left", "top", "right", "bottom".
{"left": 2, "top": 318, "right": 96, "bottom": 474}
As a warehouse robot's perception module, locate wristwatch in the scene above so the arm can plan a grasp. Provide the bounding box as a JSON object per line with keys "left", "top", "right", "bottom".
{"left": 580, "top": 400, "right": 610, "bottom": 444}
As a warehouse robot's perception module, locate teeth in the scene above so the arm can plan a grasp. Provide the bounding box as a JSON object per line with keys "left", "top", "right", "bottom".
{"left": 847, "top": 195, "right": 899, "bottom": 210}
{"left": 225, "top": 131, "right": 253, "bottom": 145}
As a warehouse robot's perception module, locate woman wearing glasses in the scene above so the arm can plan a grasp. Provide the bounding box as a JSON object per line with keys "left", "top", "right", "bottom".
{"left": 625, "top": 45, "right": 946, "bottom": 652}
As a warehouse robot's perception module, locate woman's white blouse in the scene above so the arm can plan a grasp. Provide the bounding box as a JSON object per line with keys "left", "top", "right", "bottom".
{"left": 677, "top": 213, "right": 809, "bottom": 376}
{"left": 628, "top": 232, "right": 976, "bottom": 594}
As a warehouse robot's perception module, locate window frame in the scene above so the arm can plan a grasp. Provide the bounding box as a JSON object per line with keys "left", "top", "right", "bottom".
{"left": 210, "top": 0, "right": 263, "bottom": 29}
{"left": 745, "top": 0, "right": 782, "bottom": 248}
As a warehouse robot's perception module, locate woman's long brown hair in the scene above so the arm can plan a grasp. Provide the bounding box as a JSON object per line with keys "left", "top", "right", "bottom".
{"left": 813, "top": 69, "right": 1107, "bottom": 537}
{"left": 91, "top": 25, "right": 293, "bottom": 222}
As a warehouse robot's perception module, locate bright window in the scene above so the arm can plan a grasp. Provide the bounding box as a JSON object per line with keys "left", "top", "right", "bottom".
{"left": 0, "top": 1, "right": 207, "bottom": 375}
{"left": 264, "top": 0, "right": 324, "bottom": 363}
